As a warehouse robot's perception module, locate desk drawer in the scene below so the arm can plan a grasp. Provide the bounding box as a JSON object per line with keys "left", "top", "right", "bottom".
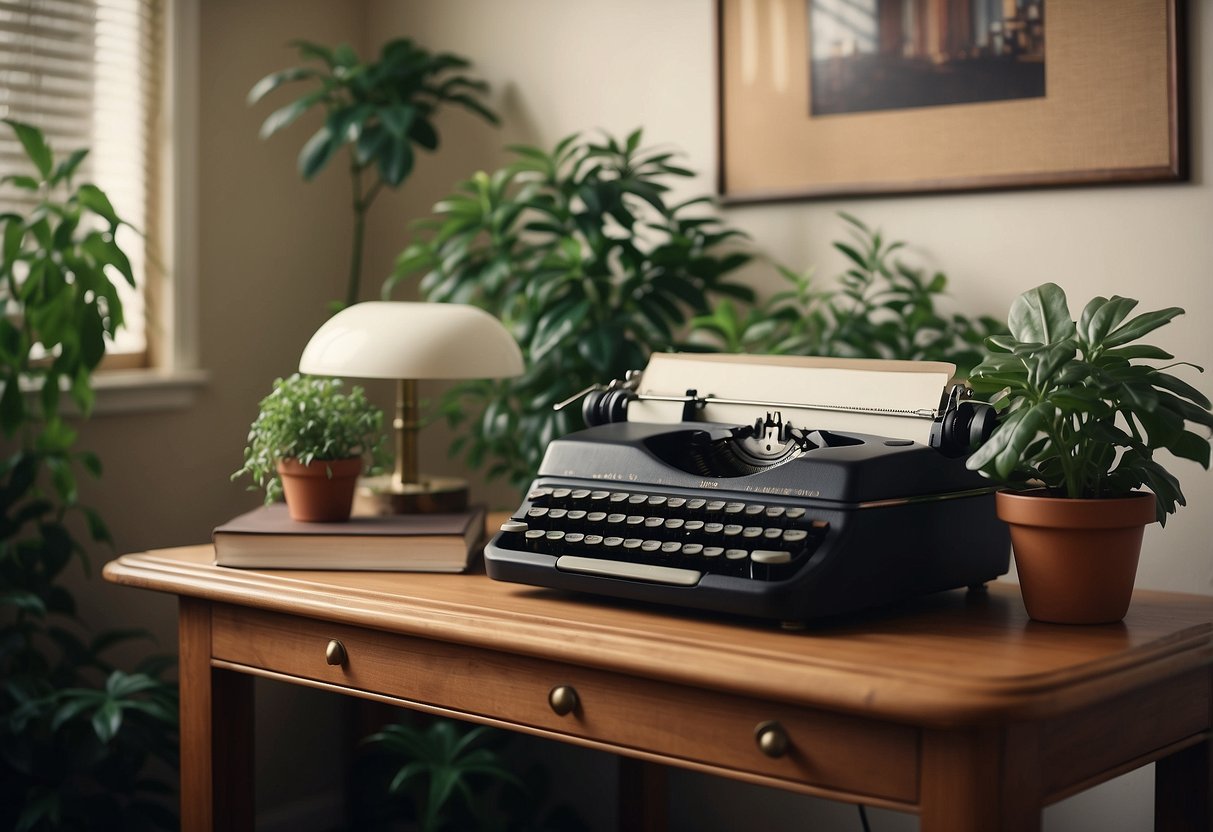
{"left": 211, "top": 604, "right": 918, "bottom": 804}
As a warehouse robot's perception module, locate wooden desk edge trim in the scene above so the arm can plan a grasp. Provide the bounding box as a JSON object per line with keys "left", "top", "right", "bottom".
{"left": 209, "top": 658, "right": 919, "bottom": 815}
{"left": 103, "top": 550, "right": 1213, "bottom": 726}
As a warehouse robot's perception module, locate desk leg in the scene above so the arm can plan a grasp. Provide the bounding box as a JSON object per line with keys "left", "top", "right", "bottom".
{"left": 1156, "top": 736, "right": 1212, "bottom": 831}
{"left": 920, "top": 727, "right": 1041, "bottom": 832}
{"left": 179, "top": 597, "right": 254, "bottom": 832}
{"left": 618, "top": 757, "right": 667, "bottom": 832}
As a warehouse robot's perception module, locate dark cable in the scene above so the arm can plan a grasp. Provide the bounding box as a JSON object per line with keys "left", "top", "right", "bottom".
{"left": 858, "top": 804, "right": 872, "bottom": 832}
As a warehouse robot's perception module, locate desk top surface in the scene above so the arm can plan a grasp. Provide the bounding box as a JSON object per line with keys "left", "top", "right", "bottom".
{"left": 104, "top": 543, "right": 1213, "bottom": 726}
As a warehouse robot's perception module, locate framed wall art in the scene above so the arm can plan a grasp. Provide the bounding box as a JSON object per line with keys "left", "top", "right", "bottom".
{"left": 716, "top": 0, "right": 1187, "bottom": 203}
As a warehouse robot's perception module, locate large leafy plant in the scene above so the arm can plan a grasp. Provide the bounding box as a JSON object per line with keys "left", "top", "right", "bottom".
{"left": 691, "top": 213, "right": 1005, "bottom": 377}
{"left": 232, "top": 373, "right": 388, "bottom": 503}
{"left": 250, "top": 38, "right": 498, "bottom": 310}
{"left": 0, "top": 120, "right": 178, "bottom": 830}
{"left": 965, "top": 282, "right": 1213, "bottom": 522}
{"left": 385, "top": 130, "right": 754, "bottom": 491}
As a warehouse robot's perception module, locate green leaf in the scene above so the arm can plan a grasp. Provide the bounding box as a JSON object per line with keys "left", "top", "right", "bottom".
{"left": 379, "top": 104, "right": 417, "bottom": 139}
{"left": 5, "top": 118, "right": 53, "bottom": 178}
{"left": 77, "top": 184, "right": 121, "bottom": 226}
{"left": 409, "top": 117, "right": 439, "bottom": 151}
{"left": 298, "top": 125, "right": 338, "bottom": 179}
{"left": 378, "top": 136, "right": 415, "bottom": 187}
{"left": 1103, "top": 306, "right": 1184, "bottom": 348}
{"left": 258, "top": 91, "right": 324, "bottom": 139}
{"left": 247, "top": 66, "right": 321, "bottom": 105}
{"left": 1167, "top": 430, "right": 1211, "bottom": 467}
{"left": 1152, "top": 370, "right": 1211, "bottom": 409}
{"left": 1008, "top": 283, "right": 1075, "bottom": 345}
{"left": 1078, "top": 295, "right": 1137, "bottom": 347}
{"left": 0, "top": 377, "right": 24, "bottom": 436}
{"left": 91, "top": 698, "right": 123, "bottom": 743}
{"left": 1, "top": 174, "right": 40, "bottom": 190}
{"left": 1102, "top": 344, "right": 1173, "bottom": 361}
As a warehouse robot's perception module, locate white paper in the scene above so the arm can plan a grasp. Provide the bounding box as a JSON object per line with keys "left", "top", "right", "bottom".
{"left": 625, "top": 353, "right": 955, "bottom": 443}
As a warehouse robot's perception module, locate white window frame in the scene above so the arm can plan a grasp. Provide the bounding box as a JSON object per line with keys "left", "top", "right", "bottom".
{"left": 92, "top": 0, "right": 207, "bottom": 412}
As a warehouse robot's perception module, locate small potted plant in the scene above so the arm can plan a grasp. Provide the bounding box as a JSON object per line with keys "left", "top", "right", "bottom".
{"left": 966, "top": 283, "right": 1213, "bottom": 623}
{"left": 233, "top": 374, "right": 388, "bottom": 522}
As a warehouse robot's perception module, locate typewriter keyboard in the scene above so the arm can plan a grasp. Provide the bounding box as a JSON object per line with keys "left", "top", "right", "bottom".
{"left": 493, "top": 485, "right": 830, "bottom": 585}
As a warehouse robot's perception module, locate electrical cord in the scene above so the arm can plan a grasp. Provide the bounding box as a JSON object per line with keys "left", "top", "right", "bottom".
{"left": 858, "top": 804, "right": 872, "bottom": 832}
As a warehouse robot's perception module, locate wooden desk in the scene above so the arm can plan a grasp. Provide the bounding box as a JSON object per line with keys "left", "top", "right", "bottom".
{"left": 104, "top": 545, "right": 1213, "bottom": 832}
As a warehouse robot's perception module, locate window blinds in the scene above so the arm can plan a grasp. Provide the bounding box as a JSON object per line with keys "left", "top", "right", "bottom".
{"left": 0, "top": 0, "right": 162, "bottom": 361}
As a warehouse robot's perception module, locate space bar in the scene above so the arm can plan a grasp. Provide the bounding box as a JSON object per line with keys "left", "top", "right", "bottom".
{"left": 556, "top": 555, "right": 702, "bottom": 586}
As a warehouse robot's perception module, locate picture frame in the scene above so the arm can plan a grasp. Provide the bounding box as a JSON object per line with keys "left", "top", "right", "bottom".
{"left": 716, "top": 0, "right": 1187, "bottom": 204}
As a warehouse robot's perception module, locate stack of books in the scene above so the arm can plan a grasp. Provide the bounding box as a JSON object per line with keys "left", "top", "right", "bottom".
{"left": 213, "top": 503, "right": 486, "bottom": 571}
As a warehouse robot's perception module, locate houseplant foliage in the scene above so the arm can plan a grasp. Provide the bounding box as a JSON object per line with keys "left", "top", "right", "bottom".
{"left": 0, "top": 120, "right": 178, "bottom": 829}
{"left": 232, "top": 373, "right": 388, "bottom": 519}
{"left": 965, "top": 282, "right": 1213, "bottom": 623}
{"left": 355, "top": 718, "right": 586, "bottom": 832}
{"left": 690, "top": 213, "right": 1006, "bottom": 377}
{"left": 385, "top": 130, "right": 754, "bottom": 492}
{"left": 249, "top": 37, "right": 499, "bottom": 310}
{"left": 966, "top": 282, "right": 1212, "bottom": 519}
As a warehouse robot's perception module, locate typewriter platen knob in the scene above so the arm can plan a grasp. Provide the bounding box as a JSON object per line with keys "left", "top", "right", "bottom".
{"left": 754, "top": 720, "right": 790, "bottom": 758}
{"left": 582, "top": 388, "right": 632, "bottom": 426}
{"left": 548, "top": 684, "right": 580, "bottom": 716}
{"left": 930, "top": 385, "right": 998, "bottom": 458}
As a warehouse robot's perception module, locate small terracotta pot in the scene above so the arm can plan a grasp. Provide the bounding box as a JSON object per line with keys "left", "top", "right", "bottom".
{"left": 996, "top": 490, "right": 1156, "bottom": 624}
{"left": 276, "top": 457, "right": 362, "bottom": 522}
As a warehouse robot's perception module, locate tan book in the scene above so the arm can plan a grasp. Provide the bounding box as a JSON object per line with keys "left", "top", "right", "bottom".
{"left": 213, "top": 503, "right": 486, "bottom": 571}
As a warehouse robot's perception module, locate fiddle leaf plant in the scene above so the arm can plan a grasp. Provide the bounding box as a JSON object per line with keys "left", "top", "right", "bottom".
{"left": 385, "top": 130, "right": 754, "bottom": 492}
{"left": 250, "top": 38, "right": 498, "bottom": 311}
{"left": 232, "top": 373, "right": 389, "bottom": 503}
{"left": 0, "top": 119, "right": 178, "bottom": 831}
{"left": 965, "top": 282, "right": 1213, "bottom": 523}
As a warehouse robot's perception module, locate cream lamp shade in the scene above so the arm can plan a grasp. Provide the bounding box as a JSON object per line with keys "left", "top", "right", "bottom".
{"left": 299, "top": 302, "right": 524, "bottom": 513}
{"left": 299, "top": 301, "right": 523, "bottom": 380}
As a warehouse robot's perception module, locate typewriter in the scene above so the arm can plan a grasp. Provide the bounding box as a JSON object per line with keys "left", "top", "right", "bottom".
{"left": 485, "top": 353, "right": 1010, "bottom": 625}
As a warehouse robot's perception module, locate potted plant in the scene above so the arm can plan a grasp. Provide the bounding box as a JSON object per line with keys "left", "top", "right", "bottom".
{"left": 966, "top": 282, "right": 1213, "bottom": 623}
{"left": 233, "top": 373, "right": 388, "bottom": 521}
{"left": 249, "top": 38, "right": 498, "bottom": 311}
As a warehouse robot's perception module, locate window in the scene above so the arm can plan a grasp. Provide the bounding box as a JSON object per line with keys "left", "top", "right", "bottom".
{"left": 0, "top": 0, "right": 163, "bottom": 368}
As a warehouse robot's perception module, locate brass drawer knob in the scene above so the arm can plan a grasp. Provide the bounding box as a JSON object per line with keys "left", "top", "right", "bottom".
{"left": 325, "top": 639, "right": 347, "bottom": 667}
{"left": 548, "top": 684, "right": 579, "bottom": 716}
{"left": 754, "top": 720, "right": 789, "bottom": 758}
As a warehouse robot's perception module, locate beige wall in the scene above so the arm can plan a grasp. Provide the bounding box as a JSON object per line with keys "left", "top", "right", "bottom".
{"left": 33, "top": 0, "right": 1211, "bottom": 829}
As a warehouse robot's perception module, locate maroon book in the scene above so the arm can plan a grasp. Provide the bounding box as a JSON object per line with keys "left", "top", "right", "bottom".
{"left": 213, "top": 502, "right": 485, "bottom": 571}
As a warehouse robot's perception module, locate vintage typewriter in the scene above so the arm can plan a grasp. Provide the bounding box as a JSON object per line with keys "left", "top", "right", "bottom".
{"left": 485, "top": 353, "right": 1010, "bottom": 625}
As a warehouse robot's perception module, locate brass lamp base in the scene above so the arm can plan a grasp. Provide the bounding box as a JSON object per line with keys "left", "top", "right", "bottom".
{"left": 353, "top": 474, "right": 469, "bottom": 515}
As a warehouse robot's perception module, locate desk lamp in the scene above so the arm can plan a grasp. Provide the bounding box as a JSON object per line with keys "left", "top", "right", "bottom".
{"left": 299, "top": 301, "right": 523, "bottom": 513}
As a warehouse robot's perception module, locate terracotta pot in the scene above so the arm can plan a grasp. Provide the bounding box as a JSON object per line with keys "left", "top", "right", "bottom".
{"left": 276, "top": 457, "right": 362, "bottom": 522}
{"left": 996, "top": 490, "right": 1156, "bottom": 624}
